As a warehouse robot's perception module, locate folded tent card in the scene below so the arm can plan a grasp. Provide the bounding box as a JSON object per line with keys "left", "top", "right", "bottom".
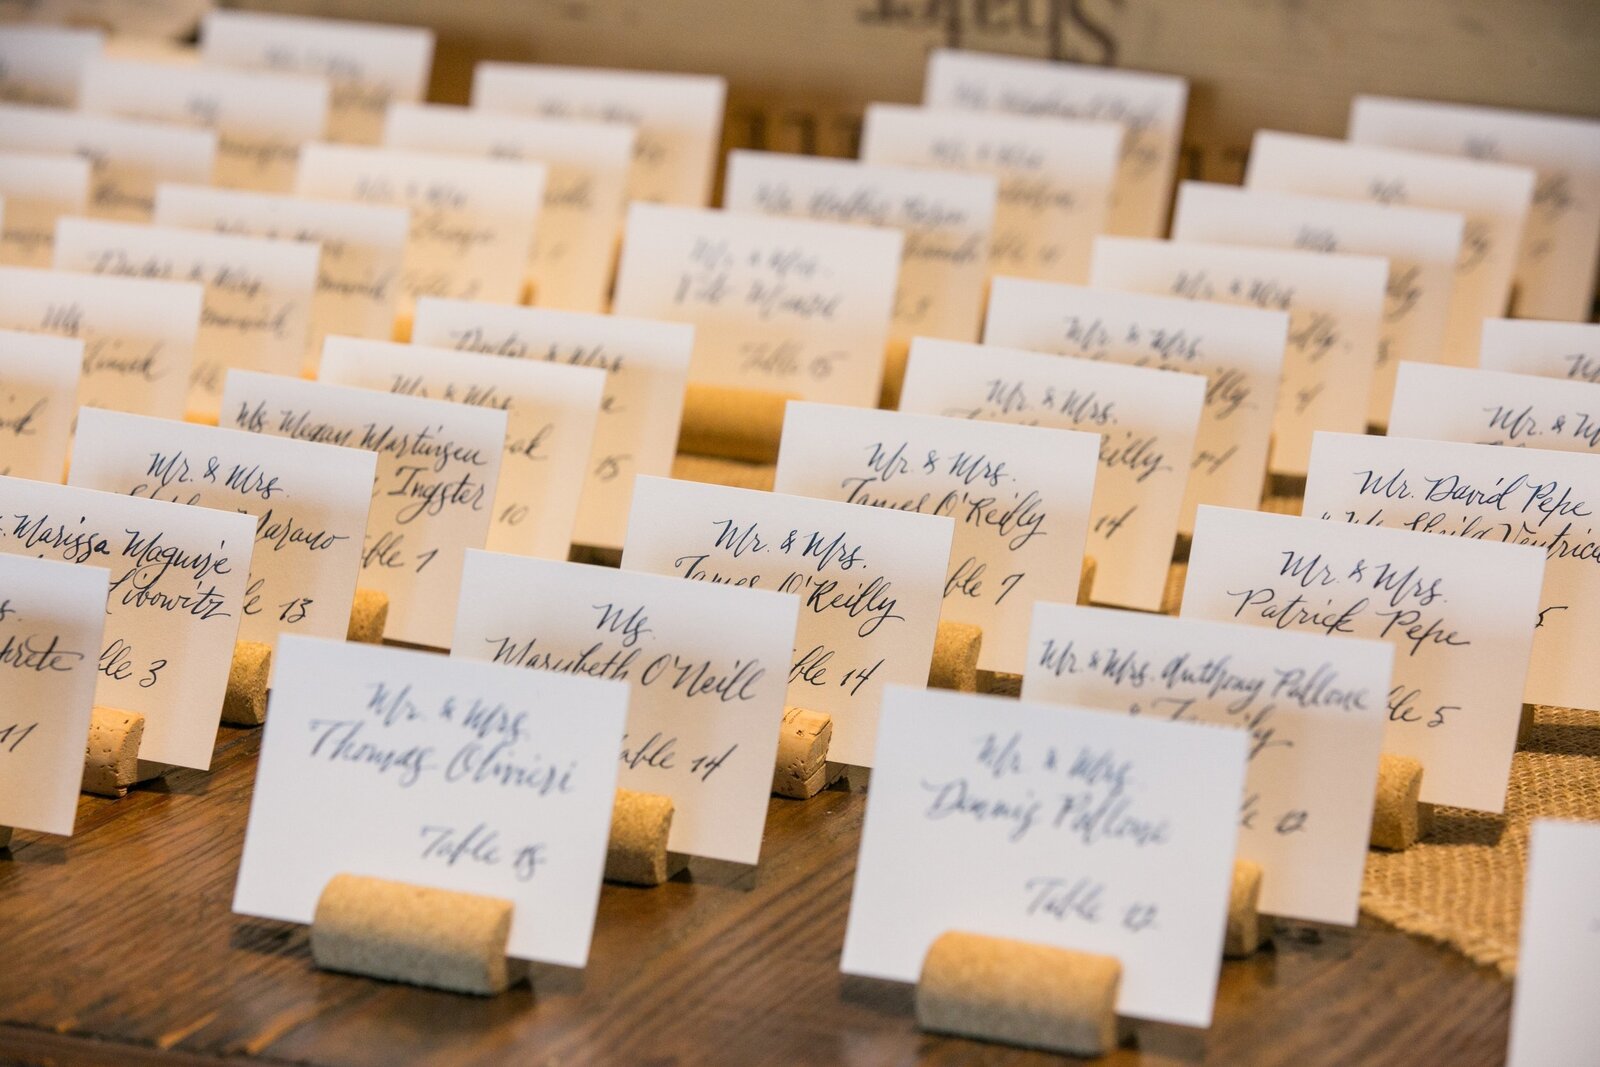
{"left": 0, "top": 25, "right": 102, "bottom": 108}
{"left": 0, "top": 150, "right": 92, "bottom": 267}
{"left": 0, "top": 328, "right": 80, "bottom": 481}
{"left": 1505, "top": 819, "right": 1600, "bottom": 1067}
{"left": 1389, "top": 361, "right": 1600, "bottom": 456}
{"left": 1479, "top": 318, "right": 1600, "bottom": 383}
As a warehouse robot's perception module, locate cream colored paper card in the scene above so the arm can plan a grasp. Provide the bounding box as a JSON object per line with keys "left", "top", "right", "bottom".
{"left": 1506, "top": 819, "right": 1600, "bottom": 1067}
{"left": 1390, "top": 361, "right": 1600, "bottom": 456}
{"left": 0, "top": 328, "right": 78, "bottom": 481}
{"left": 53, "top": 216, "right": 319, "bottom": 420}
{"left": 233, "top": 635, "right": 626, "bottom": 968}
{"left": 383, "top": 102, "right": 633, "bottom": 314}
{"left": 983, "top": 277, "right": 1287, "bottom": 534}
{"left": 1479, "top": 318, "right": 1600, "bottom": 383}
{"left": 453, "top": 553, "right": 800, "bottom": 864}
{"left": 1023, "top": 604, "right": 1391, "bottom": 925}
{"left": 1245, "top": 130, "right": 1536, "bottom": 364}
{"left": 621, "top": 476, "right": 953, "bottom": 767}
{"left": 0, "top": 25, "right": 101, "bottom": 108}
{"left": 1350, "top": 96, "right": 1600, "bottom": 325}
{"left": 0, "top": 474, "right": 255, "bottom": 769}
{"left": 922, "top": 48, "right": 1188, "bottom": 239}
{"left": 901, "top": 337, "right": 1203, "bottom": 613}
{"left": 411, "top": 298, "right": 693, "bottom": 552}
{"left": 840, "top": 686, "right": 1247, "bottom": 1028}
{"left": 200, "top": 10, "right": 434, "bottom": 146}
{"left": 1171, "top": 181, "right": 1463, "bottom": 425}
{"left": 611, "top": 202, "right": 902, "bottom": 408}
{"left": 724, "top": 150, "right": 997, "bottom": 346}
{"left": 0, "top": 151, "right": 90, "bottom": 266}
{"left": 0, "top": 553, "right": 106, "bottom": 835}
{"left": 319, "top": 335, "right": 603, "bottom": 562}
{"left": 221, "top": 371, "right": 506, "bottom": 650}
{"left": 1182, "top": 505, "right": 1543, "bottom": 813}
{"left": 0, "top": 265, "right": 201, "bottom": 420}
{"left": 860, "top": 103, "right": 1120, "bottom": 285}
{"left": 1090, "top": 236, "right": 1388, "bottom": 477}
{"left": 296, "top": 142, "right": 545, "bottom": 310}
{"left": 471, "top": 62, "right": 725, "bottom": 207}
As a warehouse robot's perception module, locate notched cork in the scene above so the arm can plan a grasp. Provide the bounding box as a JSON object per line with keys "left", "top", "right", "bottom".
{"left": 771, "top": 706, "right": 843, "bottom": 799}
{"left": 1370, "top": 753, "right": 1433, "bottom": 851}
{"left": 604, "top": 789, "right": 687, "bottom": 886}
{"left": 220, "top": 640, "right": 273, "bottom": 726}
{"left": 80, "top": 706, "right": 146, "bottom": 798}
{"left": 1224, "top": 859, "right": 1267, "bottom": 959}
{"left": 676, "top": 383, "right": 794, "bottom": 464}
{"left": 927, "top": 620, "right": 982, "bottom": 693}
{"left": 347, "top": 588, "right": 390, "bottom": 645}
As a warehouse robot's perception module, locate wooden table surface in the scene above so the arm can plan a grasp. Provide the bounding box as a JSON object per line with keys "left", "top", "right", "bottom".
{"left": 0, "top": 721, "right": 1510, "bottom": 1067}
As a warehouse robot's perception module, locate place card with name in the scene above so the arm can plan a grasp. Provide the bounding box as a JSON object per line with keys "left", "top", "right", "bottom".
{"left": 1390, "top": 361, "right": 1600, "bottom": 455}
{"left": 69, "top": 407, "right": 377, "bottom": 651}
{"left": 200, "top": 10, "right": 435, "bottom": 145}
{"left": 1171, "top": 181, "right": 1464, "bottom": 424}
{"left": 860, "top": 103, "right": 1121, "bottom": 285}
{"left": 154, "top": 183, "right": 409, "bottom": 370}
{"left": 620, "top": 476, "right": 952, "bottom": 766}
{"left": 0, "top": 25, "right": 101, "bottom": 108}
{"left": 295, "top": 142, "right": 546, "bottom": 309}
{"left": 1350, "top": 96, "right": 1600, "bottom": 325}
{"left": 78, "top": 58, "right": 328, "bottom": 194}
{"left": 383, "top": 102, "right": 634, "bottom": 314}
{"left": 0, "top": 150, "right": 90, "bottom": 266}
{"left": 611, "top": 203, "right": 901, "bottom": 408}
{"left": 453, "top": 553, "right": 800, "bottom": 864}
{"left": 1182, "top": 505, "right": 1543, "bottom": 812}
{"left": 319, "top": 335, "right": 603, "bottom": 561}
{"left": 233, "top": 634, "right": 626, "bottom": 967}
{"left": 901, "top": 338, "right": 1203, "bottom": 613}
{"left": 1479, "top": 318, "right": 1600, "bottom": 383}
{"left": 0, "top": 474, "right": 255, "bottom": 769}
{"left": 1090, "top": 236, "right": 1387, "bottom": 477}
{"left": 0, "top": 103, "right": 216, "bottom": 221}
{"left": 841, "top": 685, "right": 1246, "bottom": 1027}
{"left": 0, "top": 265, "right": 201, "bottom": 420}
{"left": 922, "top": 48, "right": 1188, "bottom": 239}
{"left": 0, "top": 328, "right": 78, "bottom": 481}
{"left": 1303, "top": 430, "right": 1600, "bottom": 713}
{"left": 0, "top": 553, "right": 106, "bottom": 835}
{"left": 410, "top": 299, "right": 693, "bottom": 552}
{"left": 471, "top": 62, "right": 726, "bottom": 207}
{"left": 1506, "top": 818, "right": 1600, "bottom": 1067}
{"left": 53, "top": 216, "right": 319, "bottom": 420}
{"left": 774, "top": 401, "right": 1096, "bottom": 675}
{"left": 1023, "top": 604, "right": 1391, "bottom": 924}
{"left": 983, "top": 277, "right": 1287, "bottom": 534}
{"left": 723, "top": 150, "right": 998, "bottom": 347}
{"left": 221, "top": 371, "right": 506, "bottom": 650}
{"left": 1245, "top": 130, "right": 1536, "bottom": 364}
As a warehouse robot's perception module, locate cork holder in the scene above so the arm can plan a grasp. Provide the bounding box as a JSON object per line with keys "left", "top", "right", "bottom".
{"left": 220, "top": 641, "right": 273, "bottom": 727}
{"left": 927, "top": 620, "right": 982, "bottom": 693}
{"left": 346, "top": 588, "right": 390, "bottom": 645}
{"left": 80, "top": 706, "right": 149, "bottom": 798}
{"left": 310, "top": 873, "right": 527, "bottom": 995}
{"left": 1224, "top": 860, "right": 1268, "bottom": 959}
{"left": 676, "top": 384, "right": 796, "bottom": 464}
{"left": 604, "top": 789, "right": 688, "bottom": 886}
{"left": 670, "top": 453, "right": 777, "bottom": 493}
{"left": 771, "top": 706, "right": 844, "bottom": 799}
{"left": 915, "top": 931, "right": 1124, "bottom": 1058}
{"left": 1369, "top": 753, "right": 1433, "bottom": 851}
{"left": 0, "top": 826, "right": 12, "bottom": 850}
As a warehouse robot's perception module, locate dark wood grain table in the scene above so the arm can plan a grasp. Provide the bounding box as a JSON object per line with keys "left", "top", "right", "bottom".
{"left": 0, "top": 723, "right": 1510, "bottom": 1067}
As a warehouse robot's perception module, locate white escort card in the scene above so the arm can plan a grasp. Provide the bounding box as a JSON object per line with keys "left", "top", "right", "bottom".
{"left": 200, "top": 10, "right": 435, "bottom": 146}
{"left": 0, "top": 151, "right": 90, "bottom": 266}
{"left": 723, "top": 149, "right": 998, "bottom": 347}
{"left": 1303, "top": 430, "right": 1600, "bottom": 713}
{"left": 0, "top": 553, "right": 106, "bottom": 836}
{"left": 901, "top": 338, "right": 1204, "bottom": 613}
{"left": 983, "top": 277, "right": 1287, "bottom": 534}
{"left": 319, "top": 335, "right": 603, "bottom": 562}
{"left": 922, "top": 48, "right": 1188, "bottom": 239}
{"left": 1350, "top": 96, "right": 1600, "bottom": 325}
{"left": 154, "top": 183, "right": 409, "bottom": 369}
{"left": 1390, "top": 361, "right": 1600, "bottom": 456}
{"left": 0, "top": 265, "right": 201, "bottom": 421}
{"left": 69, "top": 408, "right": 377, "bottom": 651}
{"left": 1170, "top": 181, "right": 1463, "bottom": 424}
{"left": 1506, "top": 818, "right": 1600, "bottom": 1067}
{"left": 78, "top": 58, "right": 328, "bottom": 194}
{"left": 471, "top": 62, "right": 726, "bottom": 207}
{"left": 233, "top": 635, "right": 626, "bottom": 967}
{"left": 1022, "top": 605, "right": 1392, "bottom": 925}
{"left": 0, "top": 103, "right": 216, "bottom": 221}
{"left": 53, "top": 216, "right": 319, "bottom": 420}
{"left": 0, "top": 328, "right": 78, "bottom": 481}
{"left": 453, "top": 553, "right": 800, "bottom": 864}
{"left": 841, "top": 686, "right": 1246, "bottom": 1027}
{"left": 382, "top": 102, "right": 634, "bottom": 315}
{"left": 221, "top": 371, "right": 506, "bottom": 650}
{"left": 860, "top": 103, "right": 1121, "bottom": 285}
{"left": 411, "top": 299, "right": 693, "bottom": 552}
{"left": 621, "top": 476, "right": 952, "bottom": 767}
{"left": 611, "top": 203, "right": 902, "bottom": 409}
{"left": 1182, "top": 505, "right": 1543, "bottom": 813}
{"left": 1245, "top": 130, "right": 1536, "bottom": 364}
{"left": 295, "top": 142, "right": 546, "bottom": 309}
{"left": 0, "top": 25, "right": 101, "bottom": 108}
{"left": 1090, "top": 236, "right": 1388, "bottom": 477}
{"left": 0, "top": 474, "right": 255, "bottom": 769}
{"left": 1479, "top": 318, "right": 1600, "bottom": 383}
